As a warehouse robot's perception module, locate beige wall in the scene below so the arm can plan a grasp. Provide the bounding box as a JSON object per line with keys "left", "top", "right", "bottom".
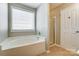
{"left": 49, "top": 3, "right": 63, "bottom": 44}
{"left": 48, "top": 4, "right": 54, "bottom": 44}
{"left": 49, "top": 3, "right": 74, "bottom": 44}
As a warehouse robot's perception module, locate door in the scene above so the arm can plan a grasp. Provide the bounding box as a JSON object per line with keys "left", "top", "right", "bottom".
{"left": 71, "top": 7, "right": 79, "bottom": 51}
{"left": 61, "top": 6, "right": 79, "bottom": 51}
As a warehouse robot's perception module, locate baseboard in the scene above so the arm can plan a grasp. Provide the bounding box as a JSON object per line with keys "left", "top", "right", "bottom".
{"left": 49, "top": 42, "right": 53, "bottom": 45}
{"left": 49, "top": 43, "right": 57, "bottom": 48}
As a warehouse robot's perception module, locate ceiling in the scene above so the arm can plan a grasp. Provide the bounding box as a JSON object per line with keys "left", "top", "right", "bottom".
{"left": 22, "top": 3, "right": 63, "bottom": 9}
{"left": 50, "top": 3, "right": 64, "bottom": 9}
{"left": 22, "top": 3, "right": 41, "bottom": 8}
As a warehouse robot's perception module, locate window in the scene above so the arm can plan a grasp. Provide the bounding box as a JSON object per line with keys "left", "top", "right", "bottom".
{"left": 11, "top": 7, "right": 35, "bottom": 32}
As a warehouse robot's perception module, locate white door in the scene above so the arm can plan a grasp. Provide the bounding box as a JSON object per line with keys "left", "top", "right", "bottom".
{"left": 71, "top": 7, "right": 79, "bottom": 51}
{"left": 61, "top": 6, "right": 79, "bottom": 51}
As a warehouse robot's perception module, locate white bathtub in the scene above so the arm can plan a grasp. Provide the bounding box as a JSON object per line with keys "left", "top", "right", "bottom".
{"left": 0, "top": 35, "right": 46, "bottom": 55}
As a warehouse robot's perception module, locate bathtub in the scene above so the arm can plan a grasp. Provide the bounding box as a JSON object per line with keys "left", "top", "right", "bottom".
{"left": 0, "top": 35, "right": 46, "bottom": 56}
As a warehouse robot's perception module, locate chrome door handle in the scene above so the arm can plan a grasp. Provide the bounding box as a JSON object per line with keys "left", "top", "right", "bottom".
{"left": 76, "top": 31, "right": 79, "bottom": 33}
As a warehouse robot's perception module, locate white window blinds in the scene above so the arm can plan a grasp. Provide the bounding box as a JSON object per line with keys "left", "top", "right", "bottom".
{"left": 11, "top": 8, "right": 35, "bottom": 32}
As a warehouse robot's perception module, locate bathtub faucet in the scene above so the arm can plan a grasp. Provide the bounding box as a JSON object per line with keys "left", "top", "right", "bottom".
{"left": 37, "top": 32, "right": 41, "bottom": 36}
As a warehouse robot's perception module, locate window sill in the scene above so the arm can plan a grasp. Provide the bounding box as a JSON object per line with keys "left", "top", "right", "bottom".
{"left": 11, "top": 30, "right": 36, "bottom": 32}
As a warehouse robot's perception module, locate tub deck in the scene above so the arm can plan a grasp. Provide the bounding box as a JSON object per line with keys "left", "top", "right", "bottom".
{"left": 0, "top": 35, "right": 46, "bottom": 56}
